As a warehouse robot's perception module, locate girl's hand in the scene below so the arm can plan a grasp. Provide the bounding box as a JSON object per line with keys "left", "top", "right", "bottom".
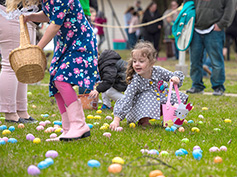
{"left": 170, "top": 76, "right": 180, "bottom": 85}
{"left": 89, "top": 90, "right": 99, "bottom": 98}
{"left": 109, "top": 117, "right": 121, "bottom": 131}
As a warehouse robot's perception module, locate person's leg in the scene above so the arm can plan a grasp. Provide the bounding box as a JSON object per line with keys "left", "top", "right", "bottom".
{"left": 101, "top": 92, "right": 111, "bottom": 108}
{"left": 106, "top": 87, "right": 125, "bottom": 103}
{"left": 187, "top": 31, "right": 206, "bottom": 92}
{"left": 153, "top": 32, "right": 161, "bottom": 52}
{"left": 205, "top": 30, "right": 225, "bottom": 94}
{"left": 54, "top": 81, "right": 90, "bottom": 141}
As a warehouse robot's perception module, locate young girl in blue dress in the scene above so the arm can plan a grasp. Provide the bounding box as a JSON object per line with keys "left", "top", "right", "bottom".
{"left": 110, "top": 41, "right": 188, "bottom": 130}
{"left": 7, "top": 0, "right": 99, "bottom": 141}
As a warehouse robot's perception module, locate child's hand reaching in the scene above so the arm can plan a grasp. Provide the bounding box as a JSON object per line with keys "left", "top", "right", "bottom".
{"left": 170, "top": 76, "right": 180, "bottom": 85}
{"left": 89, "top": 90, "right": 99, "bottom": 98}
{"left": 109, "top": 117, "right": 121, "bottom": 131}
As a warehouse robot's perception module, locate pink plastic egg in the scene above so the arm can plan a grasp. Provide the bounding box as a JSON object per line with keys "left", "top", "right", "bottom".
{"left": 45, "top": 120, "right": 51, "bottom": 124}
{"left": 116, "top": 127, "right": 123, "bottom": 131}
{"left": 103, "top": 132, "right": 111, "bottom": 139}
{"left": 209, "top": 146, "right": 220, "bottom": 152}
{"left": 26, "top": 134, "right": 35, "bottom": 141}
{"left": 50, "top": 133, "right": 57, "bottom": 139}
{"left": 27, "top": 165, "right": 40, "bottom": 175}
{"left": 39, "top": 121, "right": 46, "bottom": 127}
{"left": 45, "top": 150, "right": 58, "bottom": 159}
{"left": 220, "top": 146, "right": 227, "bottom": 151}
{"left": 2, "top": 137, "right": 8, "bottom": 143}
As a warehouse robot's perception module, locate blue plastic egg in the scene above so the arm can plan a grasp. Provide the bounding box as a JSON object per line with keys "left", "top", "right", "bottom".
{"left": 148, "top": 149, "right": 159, "bottom": 155}
{"left": 87, "top": 124, "right": 93, "bottom": 129}
{"left": 53, "top": 120, "right": 62, "bottom": 126}
{"left": 192, "top": 150, "right": 202, "bottom": 160}
{"left": 8, "top": 138, "right": 17, "bottom": 143}
{"left": 42, "top": 114, "right": 49, "bottom": 117}
{"left": 175, "top": 149, "right": 184, "bottom": 156}
{"left": 0, "top": 125, "right": 7, "bottom": 130}
{"left": 165, "top": 127, "right": 171, "bottom": 131}
{"left": 171, "top": 126, "right": 177, "bottom": 132}
{"left": 180, "top": 148, "right": 188, "bottom": 155}
{"left": 44, "top": 158, "right": 54, "bottom": 166}
{"left": 0, "top": 140, "right": 6, "bottom": 145}
{"left": 37, "top": 161, "right": 49, "bottom": 169}
{"left": 9, "top": 126, "right": 15, "bottom": 132}
{"left": 87, "top": 160, "right": 101, "bottom": 168}
{"left": 188, "top": 120, "right": 194, "bottom": 123}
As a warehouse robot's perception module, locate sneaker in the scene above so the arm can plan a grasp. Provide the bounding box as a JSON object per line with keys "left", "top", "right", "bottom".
{"left": 213, "top": 88, "right": 224, "bottom": 96}
{"left": 100, "top": 104, "right": 111, "bottom": 110}
{"left": 5, "top": 118, "right": 29, "bottom": 124}
{"left": 186, "top": 88, "right": 204, "bottom": 94}
{"left": 26, "top": 116, "right": 38, "bottom": 123}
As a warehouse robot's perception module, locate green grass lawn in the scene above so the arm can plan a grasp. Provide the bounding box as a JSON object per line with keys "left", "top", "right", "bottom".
{"left": 0, "top": 50, "right": 237, "bottom": 177}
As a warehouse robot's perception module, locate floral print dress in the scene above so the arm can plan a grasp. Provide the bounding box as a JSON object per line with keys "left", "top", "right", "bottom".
{"left": 42, "top": 0, "right": 99, "bottom": 97}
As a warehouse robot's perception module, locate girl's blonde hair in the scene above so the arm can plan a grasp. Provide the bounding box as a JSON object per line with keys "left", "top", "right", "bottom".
{"left": 126, "top": 41, "right": 157, "bottom": 84}
{"left": 6, "top": 0, "right": 40, "bottom": 12}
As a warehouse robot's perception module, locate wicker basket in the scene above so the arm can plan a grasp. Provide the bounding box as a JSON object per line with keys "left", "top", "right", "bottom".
{"left": 78, "top": 94, "right": 98, "bottom": 110}
{"left": 9, "top": 15, "right": 46, "bottom": 84}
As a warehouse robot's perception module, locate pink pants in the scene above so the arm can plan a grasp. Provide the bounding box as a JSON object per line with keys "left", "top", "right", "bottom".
{"left": 0, "top": 5, "right": 36, "bottom": 113}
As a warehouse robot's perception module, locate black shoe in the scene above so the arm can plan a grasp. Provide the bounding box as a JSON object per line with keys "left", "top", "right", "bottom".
{"left": 26, "top": 116, "right": 38, "bottom": 123}
{"left": 213, "top": 88, "right": 224, "bottom": 96}
{"left": 186, "top": 88, "right": 204, "bottom": 94}
{"left": 5, "top": 118, "right": 29, "bottom": 124}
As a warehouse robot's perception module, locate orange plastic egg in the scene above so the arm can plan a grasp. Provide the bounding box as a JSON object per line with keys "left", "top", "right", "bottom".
{"left": 108, "top": 164, "right": 122, "bottom": 174}
{"left": 214, "top": 156, "right": 223, "bottom": 163}
{"left": 149, "top": 170, "right": 163, "bottom": 177}
{"left": 178, "top": 127, "right": 185, "bottom": 132}
{"left": 18, "top": 123, "right": 25, "bottom": 128}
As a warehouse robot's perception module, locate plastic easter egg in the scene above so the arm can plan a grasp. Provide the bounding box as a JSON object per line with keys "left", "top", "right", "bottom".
{"left": 27, "top": 92, "right": 32, "bottom": 95}
{"left": 159, "top": 151, "right": 169, "bottom": 156}
{"left": 44, "top": 127, "right": 54, "bottom": 133}
{"left": 191, "top": 127, "right": 200, "bottom": 132}
{"left": 193, "top": 146, "right": 201, "bottom": 151}
{"left": 42, "top": 114, "right": 49, "bottom": 118}
{"left": 27, "top": 165, "right": 40, "bottom": 175}
{"left": 53, "top": 120, "right": 62, "bottom": 126}
{"left": 214, "top": 156, "right": 222, "bottom": 163}
{"left": 192, "top": 150, "right": 202, "bottom": 160}
{"left": 33, "top": 138, "right": 41, "bottom": 144}
{"left": 8, "top": 138, "right": 17, "bottom": 143}
{"left": 55, "top": 128, "right": 62, "bottom": 133}
{"left": 213, "top": 128, "right": 221, "bottom": 131}
{"left": 2, "top": 129, "right": 11, "bottom": 135}
{"left": 116, "top": 127, "right": 123, "bottom": 131}
{"left": 93, "top": 122, "right": 99, "bottom": 125}
{"left": 45, "top": 150, "right": 58, "bottom": 158}
{"left": 149, "top": 119, "right": 156, "bottom": 122}
{"left": 26, "top": 134, "right": 35, "bottom": 141}
{"left": 0, "top": 125, "right": 7, "bottom": 130}
{"left": 0, "top": 116, "right": 5, "bottom": 120}
{"left": 103, "top": 132, "right": 111, "bottom": 138}
{"left": 100, "top": 126, "right": 108, "bottom": 130}
{"left": 220, "top": 146, "right": 227, "bottom": 151}
{"left": 184, "top": 120, "right": 188, "bottom": 124}
{"left": 39, "top": 121, "right": 46, "bottom": 127}
{"left": 87, "top": 159, "right": 101, "bottom": 168}
{"left": 45, "top": 120, "right": 51, "bottom": 124}
{"left": 108, "top": 164, "right": 122, "bottom": 173}
{"left": 198, "top": 121, "right": 204, "bottom": 125}
{"left": 0, "top": 121, "right": 1, "bottom": 124}
{"left": 32, "top": 105, "right": 37, "bottom": 108}
{"left": 37, "top": 161, "right": 49, "bottom": 169}
{"left": 180, "top": 148, "right": 188, "bottom": 155}
{"left": 178, "top": 127, "right": 185, "bottom": 132}
{"left": 96, "top": 110, "right": 102, "bottom": 114}
{"left": 36, "top": 125, "right": 44, "bottom": 131}
{"left": 112, "top": 157, "right": 124, "bottom": 164}
{"left": 148, "top": 149, "right": 159, "bottom": 155}
{"left": 181, "top": 138, "right": 189, "bottom": 143}
{"left": 171, "top": 126, "right": 177, "bottom": 132}
{"left": 87, "top": 115, "right": 94, "bottom": 119}
{"left": 224, "top": 119, "right": 231, "bottom": 123}
{"left": 94, "top": 115, "right": 101, "bottom": 119}
{"left": 2, "top": 137, "right": 8, "bottom": 142}
{"left": 198, "top": 114, "right": 204, "bottom": 119}
{"left": 202, "top": 107, "right": 208, "bottom": 110}
{"left": 165, "top": 127, "right": 171, "bottom": 131}
{"left": 209, "top": 146, "right": 220, "bottom": 152}
{"left": 105, "top": 116, "right": 113, "bottom": 120}
{"left": 44, "top": 158, "right": 54, "bottom": 166}
{"left": 87, "top": 124, "right": 93, "bottom": 129}
{"left": 8, "top": 126, "right": 15, "bottom": 132}
{"left": 0, "top": 140, "right": 6, "bottom": 145}
{"left": 149, "top": 170, "right": 163, "bottom": 177}
{"left": 129, "top": 123, "right": 136, "bottom": 128}
{"left": 188, "top": 120, "right": 194, "bottom": 123}
{"left": 175, "top": 149, "right": 184, "bottom": 156}
{"left": 103, "top": 123, "right": 110, "bottom": 128}
{"left": 50, "top": 133, "right": 57, "bottom": 139}
{"left": 18, "top": 123, "right": 25, "bottom": 128}
{"left": 140, "top": 149, "right": 149, "bottom": 154}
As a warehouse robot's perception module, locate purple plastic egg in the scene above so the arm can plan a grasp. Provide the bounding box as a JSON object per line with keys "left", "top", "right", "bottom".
{"left": 105, "top": 116, "right": 113, "bottom": 120}
{"left": 193, "top": 145, "right": 201, "bottom": 151}
{"left": 27, "top": 165, "right": 40, "bottom": 176}
{"left": 116, "top": 127, "right": 123, "bottom": 131}
{"left": 26, "top": 134, "right": 35, "bottom": 141}
{"left": 45, "top": 150, "right": 58, "bottom": 159}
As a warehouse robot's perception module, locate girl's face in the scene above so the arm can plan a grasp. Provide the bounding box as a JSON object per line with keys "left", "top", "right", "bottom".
{"left": 132, "top": 50, "right": 153, "bottom": 79}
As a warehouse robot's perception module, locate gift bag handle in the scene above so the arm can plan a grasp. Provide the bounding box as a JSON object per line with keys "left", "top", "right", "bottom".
{"left": 166, "top": 81, "right": 181, "bottom": 108}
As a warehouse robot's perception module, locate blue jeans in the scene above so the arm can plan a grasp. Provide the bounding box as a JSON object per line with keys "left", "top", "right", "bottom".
{"left": 189, "top": 30, "right": 225, "bottom": 91}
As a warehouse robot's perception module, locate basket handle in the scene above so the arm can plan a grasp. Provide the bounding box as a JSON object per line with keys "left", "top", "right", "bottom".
{"left": 19, "top": 15, "right": 31, "bottom": 47}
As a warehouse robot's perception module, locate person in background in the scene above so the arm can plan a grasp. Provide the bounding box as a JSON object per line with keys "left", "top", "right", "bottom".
{"left": 128, "top": 11, "right": 139, "bottom": 48}
{"left": 89, "top": 50, "right": 127, "bottom": 110}
{"left": 124, "top": 6, "right": 135, "bottom": 49}
{"left": 186, "top": 0, "right": 236, "bottom": 96}
{"left": 95, "top": 11, "right": 107, "bottom": 51}
{"left": 0, "top": 0, "right": 38, "bottom": 123}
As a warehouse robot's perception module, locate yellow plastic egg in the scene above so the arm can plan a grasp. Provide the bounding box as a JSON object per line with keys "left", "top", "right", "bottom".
{"left": 214, "top": 156, "right": 222, "bottom": 163}
{"left": 2, "top": 129, "right": 11, "bottom": 135}
{"left": 103, "top": 123, "right": 110, "bottom": 128}
{"left": 94, "top": 115, "right": 101, "bottom": 119}
{"left": 112, "top": 157, "right": 124, "bottom": 164}
{"left": 224, "top": 119, "right": 231, "bottom": 123}
{"left": 33, "top": 138, "right": 41, "bottom": 144}
{"left": 32, "top": 105, "right": 37, "bottom": 108}
{"left": 87, "top": 115, "right": 94, "bottom": 119}
{"left": 55, "top": 128, "right": 62, "bottom": 133}
{"left": 149, "top": 170, "right": 163, "bottom": 177}
{"left": 202, "top": 107, "right": 208, "bottom": 110}
{"left": 149, "top": 119, "right": 156, "bottom": 122}
{"left": 18, "top": 123, "right": 25, "bottom": 128}
{"left": 108, "top": 164, "right": 122, "bottom": 174}
{"left": 100, "top": 126, "right": 108, "bottom": 130}
{"left": 191, "top": 127, "right": 200, "bottom": 132}
{"left": 129, "top": 123, "right": 136, "bottom": 128}
{"left": 96, "top": 110, "right": 102, "bottom": 114}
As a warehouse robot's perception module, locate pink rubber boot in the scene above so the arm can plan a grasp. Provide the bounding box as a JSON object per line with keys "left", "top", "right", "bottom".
{"left": 46, "top": 112, "right": 70, "bottom": 141}
{"left": 60, "top": 99, "right": 90, "bottom": 141}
